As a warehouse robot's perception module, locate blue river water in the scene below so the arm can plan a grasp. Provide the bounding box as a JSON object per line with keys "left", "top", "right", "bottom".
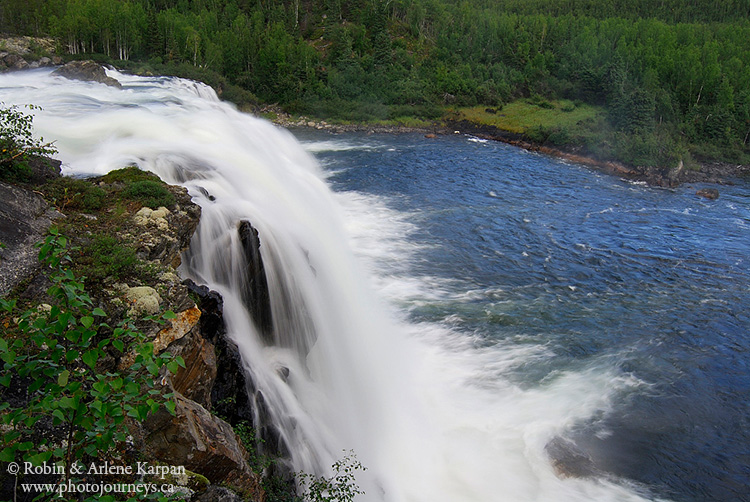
{"left": 295, "top": 130, "right": 750, "bottom": 502}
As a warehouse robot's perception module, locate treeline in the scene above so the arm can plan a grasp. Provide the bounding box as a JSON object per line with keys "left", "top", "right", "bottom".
{"left": 2, "top": 0, "right": 750, "bottom": 166}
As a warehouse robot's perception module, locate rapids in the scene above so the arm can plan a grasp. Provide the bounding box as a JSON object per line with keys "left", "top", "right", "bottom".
{"left": 3, "top": 67, "right": 747, "bottom": 501}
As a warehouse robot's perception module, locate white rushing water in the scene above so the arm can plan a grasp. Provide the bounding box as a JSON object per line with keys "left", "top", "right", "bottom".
{"left": 1, "top": 68, "right": 660, "bottom": 502}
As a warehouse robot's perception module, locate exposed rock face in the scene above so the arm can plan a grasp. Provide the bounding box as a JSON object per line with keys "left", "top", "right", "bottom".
{"left": 185, "top": 280, "right": 257, "bottom": 429}
{"left": 128, "top": 186, "right": 201, "bottom": 268}
{"left": 144, "top": 393, "right": 264, "bottom": 500}
{"left": 0, "top": 182, "right": 61, "bottom": 295}
{"left": 53, "top": 60, "right": 122, "bottom": 88}
{"left": 238, "top": 220, "right": 273, "bottom": 342}
{"left": 1, "top": 167, "right": 268, "bottom": 500}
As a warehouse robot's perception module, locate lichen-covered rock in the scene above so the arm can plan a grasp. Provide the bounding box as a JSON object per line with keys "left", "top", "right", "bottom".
{"left": 132, "top": 187, "right": 200, "bottom": 268}
{"left": 126, "top": 285, "right": 162, "bottom": 315}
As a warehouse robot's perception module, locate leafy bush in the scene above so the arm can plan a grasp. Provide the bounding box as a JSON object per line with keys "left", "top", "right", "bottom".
{"left": 0, "top": 103, "right": 57, "bottom": 182}
{"left": 0, "top": 228, "right": 184, "bottom": 499}
{"left": 122, "top": 180, "right": 175, "bottom": 209}
{"left": 298, "top": 451, "right": 366, "bottom": 502}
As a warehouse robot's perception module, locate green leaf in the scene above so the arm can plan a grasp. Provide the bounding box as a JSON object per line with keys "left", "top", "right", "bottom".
{"left": 0, "top": 446, "right": 18, "bottom": 462}
{"left": 52, "top": 409, "right": 65, "bottom": 424}
{"left": 57, "top": 369, "right": 70, "bottom": 387}
{"left": 26, "top": 451, "right": 53, "bottom": 465}
{"left": 163, "top": 310, "right": 177, "bottom": 320}
{"left": 92, "top": 307, "right": 106, "bottom": 316}
{"left": 166, "top": 360, "right": 180, "bottom": 374}
{"left": 82, "top": 349, "right": 99, "bottom": 369}
{"left": 111, "top": 377, "right": 123, "bottom": 391}
{"left": 80, "top": 316, "right": 94, "bottom": 329}
{"left": 164, "top": 400, "right": 176, "bottom": 416}
{"left": 112, "top": 339, "right": 124, "bottom": 352}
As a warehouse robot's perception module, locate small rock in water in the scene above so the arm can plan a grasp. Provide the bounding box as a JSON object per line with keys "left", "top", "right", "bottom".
{"left": 696, "top": 188, "right": 719, "bottom": 200}
{"left": 545, "top": 437, "right": 598, "bottom": 479}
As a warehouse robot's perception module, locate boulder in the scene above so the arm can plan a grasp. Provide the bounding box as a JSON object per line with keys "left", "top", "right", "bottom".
{"left": 27, "top": 155, "right": 62, "bottom": 184}
{"left": 126, "top": 285, "right": 162, "bottom": 315}
{"left": 144, "top": 393, "right": 264, "bottom": 500}
{"left": 696, "top": 188, "right": 719, "bottom": 200}
{"left": 53, "top": 60, "right": 122, "bottom": 88}
{"left": 132, "top": 186, "right": 201, "bottom": 268}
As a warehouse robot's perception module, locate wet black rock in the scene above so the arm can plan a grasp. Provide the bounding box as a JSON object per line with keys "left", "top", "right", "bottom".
{"left": 545, "top": 437, "right": 599, "bottom": 479}
{"left": 238, "top": 220, "right": 273, "bottom": 342}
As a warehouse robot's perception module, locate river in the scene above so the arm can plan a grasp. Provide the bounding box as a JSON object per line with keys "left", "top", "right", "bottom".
{"left": 1, "top": 68, "right": 749, "bottom": 502}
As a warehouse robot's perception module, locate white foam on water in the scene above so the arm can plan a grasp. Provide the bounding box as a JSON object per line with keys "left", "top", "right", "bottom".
{"left": 0, "top": 68, "right": 662, "bottom": 502}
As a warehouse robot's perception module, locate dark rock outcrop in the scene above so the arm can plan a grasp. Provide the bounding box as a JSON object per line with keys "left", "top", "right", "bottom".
{"left": 185, "top": 280, "right": 257, "bottom": 429}
{"left": 238, "top": 221, "right": 273, "bottom": 342}
{"left": 545, "top": 437, "right": 599, "bottom": 479}
{"left": 0, "top": 181, "right": 61, "bottom": 295}
{"left": 53, "top": 60, "right": 122, "bottom": 88}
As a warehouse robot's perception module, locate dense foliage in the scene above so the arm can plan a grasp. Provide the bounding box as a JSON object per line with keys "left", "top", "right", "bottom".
{"left": 0, "top": 228, "right": 183, "bottom": 501}
{"left": 2, "top": 0, "right": 749, "bottom": 166}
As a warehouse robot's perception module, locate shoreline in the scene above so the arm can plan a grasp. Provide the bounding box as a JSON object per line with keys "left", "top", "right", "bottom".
{"left": 271, "top": 109, "right": 749, "bottom": 189}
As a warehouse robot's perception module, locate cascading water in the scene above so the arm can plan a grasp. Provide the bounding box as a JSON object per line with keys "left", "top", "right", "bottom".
{"left": 1, "top": 68, "right": 663, "bottom": 502}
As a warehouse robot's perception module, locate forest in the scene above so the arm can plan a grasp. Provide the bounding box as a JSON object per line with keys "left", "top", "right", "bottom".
{"left": 2, "top": 0, "right": 750, "bottom": 168}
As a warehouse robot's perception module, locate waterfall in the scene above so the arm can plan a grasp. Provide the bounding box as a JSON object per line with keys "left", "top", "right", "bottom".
{"left": 0, "top": 68, "right": 661, "bottom": 502}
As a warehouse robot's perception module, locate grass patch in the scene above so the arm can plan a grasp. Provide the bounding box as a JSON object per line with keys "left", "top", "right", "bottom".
{"left": 455, "top": 99, "right": 604, "bottom": 135}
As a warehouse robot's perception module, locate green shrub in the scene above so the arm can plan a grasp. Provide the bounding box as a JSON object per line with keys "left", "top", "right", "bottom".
{"left": 0, "top": 228, "right": 184, "bottom": 499}
{"left": 46, "top": 177, "right": 107, "bottom": 211}
{"left": 298, "top": 451, "right": 366, "bottom": 502}
{"left": 0, "top": 103, "right": 57, "bottom": 182}
{"left": 80, "top": 234, "right": 138, "bottom": 281}
{"left": 122, "top": 180, "right": 175, "bottom": 209}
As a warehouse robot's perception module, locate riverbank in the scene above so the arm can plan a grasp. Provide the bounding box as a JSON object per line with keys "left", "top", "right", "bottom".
{"left": 269, "top": 105, "right": 749, "bottom": 188}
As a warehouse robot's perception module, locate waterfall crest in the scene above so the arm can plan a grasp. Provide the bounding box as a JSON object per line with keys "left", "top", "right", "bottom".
{"left": 0, "top": 68, "right": 659, "bottom": 502}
